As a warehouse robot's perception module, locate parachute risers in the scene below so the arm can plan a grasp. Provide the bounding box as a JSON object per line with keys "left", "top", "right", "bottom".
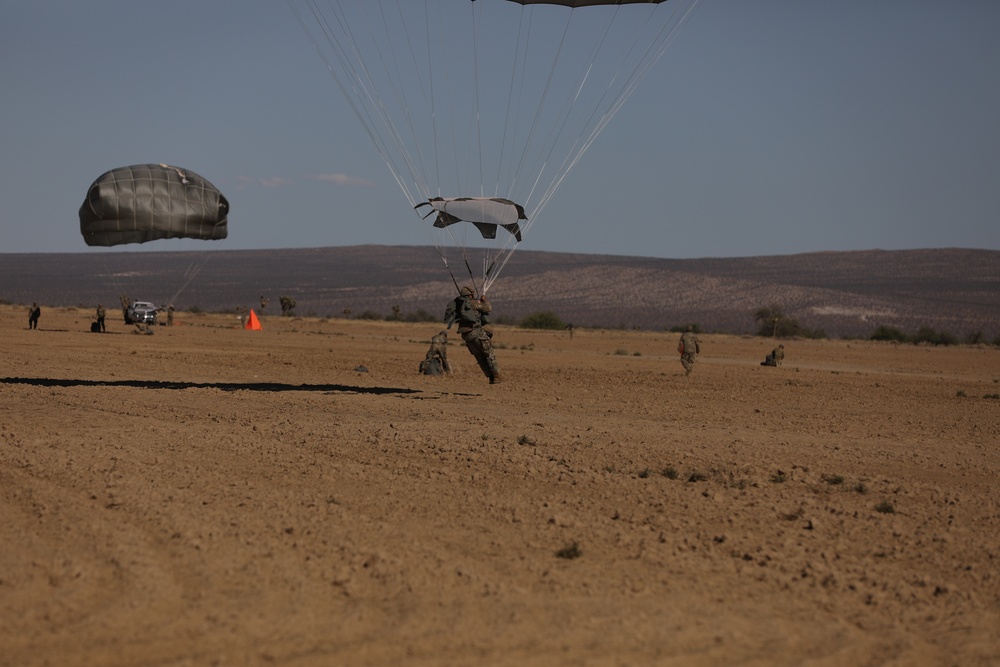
{"left": 245, "top": 309, "right": 262, "bottom": 331}
{"left": 416, "top": 197, "right": 525, "bottom": 242}
{"left": 79, "top": 163, "right": 229, "bottom": 247}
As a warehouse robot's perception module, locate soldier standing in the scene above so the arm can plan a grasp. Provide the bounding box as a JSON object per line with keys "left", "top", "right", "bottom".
{"left": 444, "top": 286, "right": 502, "bottom": 384}
{"left": 678, "top": 325, "right": 701, "bottom": 376}
{"left": 28, "top": 303, "right": 41, "bottom": 329}
{"left": 96, "top": 303, "right": 106, "bottom": 332}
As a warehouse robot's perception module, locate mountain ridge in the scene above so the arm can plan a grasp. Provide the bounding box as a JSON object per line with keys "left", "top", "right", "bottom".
{"left": 2, "top": 246, "right": 998, "bottom": 338}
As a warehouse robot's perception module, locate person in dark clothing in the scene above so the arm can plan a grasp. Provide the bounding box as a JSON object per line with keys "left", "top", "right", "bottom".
{"left": 444, "top": 286, "right": 502, "bottom": 384}
{"left": 28, "top": 303, "right": 41, "bottom": 329}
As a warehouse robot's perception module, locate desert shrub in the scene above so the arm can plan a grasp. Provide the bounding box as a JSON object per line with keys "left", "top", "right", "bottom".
{"left": 669, "top": 323, "right": 702, "bottom": 333}
{"left": 913, "top": 326, "right": 957, "bottom": 346}
{"left": 520, "top": 311, "right": 566, "bottom": 330}
{"left": 753, "top": 305, "right": 825, "bottom": 339}
{"left": 965, "top": 330, "right": 986, "bottom": 345}
{"left": 870, "top": 324, "right": 908, "bottom": 343}
{"left": 356, "top": 310, "right": 382, "bottom": 320}
{"left": 279, "top": 296, "right": 296, "bottom": 317}
{"left": 403, "top": 308, "right": 438, "bottom": 323}
{"left": 556, "top": 542, "right": 582, "bottom": 559}
{"left": 875, "top": 501, "right": 895, "bottom": 514}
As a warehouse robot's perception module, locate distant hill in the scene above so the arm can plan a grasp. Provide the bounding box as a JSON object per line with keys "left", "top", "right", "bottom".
{"left": 2, "top": 246, "right": 998, "bottom": 339}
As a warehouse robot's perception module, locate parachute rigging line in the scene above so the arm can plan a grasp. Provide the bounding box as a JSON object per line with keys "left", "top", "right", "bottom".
{"left": 288, "top": 0, "right": 703, "bottom": 294}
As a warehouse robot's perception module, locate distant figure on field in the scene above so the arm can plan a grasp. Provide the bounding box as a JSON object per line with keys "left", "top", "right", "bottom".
{"left": 419, "top": 330, "right": 452, "bottom": 376}
{"left": 28, "top": 303, "right": 41, "bottom": 329}
{"left": 761, "top": 344, "right": 785, "bottom": 367}
{"left": 167, "top": 305, "right": 175, "bottom": 326}
{"left": 444, "top": 285, "right": 502, "bottom": 384}
{"left": 677, "top": 325, "right": 701, "bottom": 376}
{"left": 96, "top": 303, "right": 106, "bottom": 332}
{"left": 119, "top": 295, "right": 131, "bottom": 324}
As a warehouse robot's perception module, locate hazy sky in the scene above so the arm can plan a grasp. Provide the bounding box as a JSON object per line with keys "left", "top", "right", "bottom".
{"left": 3, "top": 1, "right": 998, "bottom": 260}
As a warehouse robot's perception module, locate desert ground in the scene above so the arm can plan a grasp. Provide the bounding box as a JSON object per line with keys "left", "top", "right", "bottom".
{"left": 1, "top": 303, "right": 997, "bottom": 666}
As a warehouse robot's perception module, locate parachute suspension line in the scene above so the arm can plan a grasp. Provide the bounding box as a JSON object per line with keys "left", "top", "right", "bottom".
{"left": 495, "top": 6, "right": 531, "bottom": 200}
{"left": 521, "top": 5, "right": 621, "bottom": 223}
{"left": 484, "top": 7, "right": 596, "bottom": 293}
{"left": 471, "top": 0, "right": 485, "bottom": 198}
{"left": 525, "top": 0, "right": 704, "bottom": 236}
{"left": 163, "top": 252, "right": 212, "bottom": 308}
{"left": 546, "top": 0, "right": 702, "bottom": 219}
{"left": 443, "top": 0, "right": 468, "bottom": 199}
{"left": 352, "top": 0, "right": 434, "bottom": 204}
{"left": 424, "top": 0, "right": 443, "bottom": 198}
{"left": 291, "top": 0, "right": 422, "bottom": 207}
{"left": 506, "top": 9, "right": 573, "bottom": 208}
{"left": 377, "top": 0, "right": 437, "bottom": 202}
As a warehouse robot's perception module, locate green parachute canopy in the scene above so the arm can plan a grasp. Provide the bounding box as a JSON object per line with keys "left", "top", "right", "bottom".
{"left": 79, "top": 163, "right": 229, "bottom": 247}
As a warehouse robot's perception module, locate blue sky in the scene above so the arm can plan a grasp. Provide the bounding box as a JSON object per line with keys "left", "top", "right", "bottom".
{"left": 3, "top": 1, "right": 998, "bottom": 260}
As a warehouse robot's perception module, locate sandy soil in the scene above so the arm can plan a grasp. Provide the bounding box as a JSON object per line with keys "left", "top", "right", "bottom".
{"left": 2, "top": 304, "right": 998, "bottom": 667}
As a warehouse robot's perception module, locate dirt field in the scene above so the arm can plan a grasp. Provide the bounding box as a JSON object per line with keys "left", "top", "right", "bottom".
{"left": 2, "top": 303, "right": 998, "bottom": 666}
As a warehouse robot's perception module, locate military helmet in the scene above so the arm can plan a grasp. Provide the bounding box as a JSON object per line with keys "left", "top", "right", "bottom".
{"left": 460, "top": 286, "right": 474, "bottom": 297}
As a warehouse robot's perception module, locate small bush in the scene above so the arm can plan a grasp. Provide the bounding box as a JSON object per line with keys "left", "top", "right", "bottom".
{"left": 520, "top": 311, "right": 566, "bottom": 330}
{"left": 662, "top": 466, "right": 679, "bottom": 480}
{"left": 913, "top": 326, "right": 957, "bottom": 346}
{"left": 875, "top": 501, "right": 895, "bottom": 514}
{"left": 821, "top": 474, "right": 845, "bottom": 485}
{"left": 770, "top": 471, "right": 787, "bottom": 483}
{"left": 870, "top": 324, "right": 908, "bottom": 343}
{"left": 556, "top": 542, "right": 582, "bottom": 559}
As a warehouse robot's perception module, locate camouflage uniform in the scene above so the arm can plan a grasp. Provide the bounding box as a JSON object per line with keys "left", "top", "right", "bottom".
{"left": 678, "top": 326, "right": 701, "bottom": 375}
{"left": 420, "top": 330, "right": 452, "bottom": 375}
{"left": 444, "top": 287, "right": 502, "bottom": 383}
{"left": 762, "top": 344, "right": 784, "bottom": 366}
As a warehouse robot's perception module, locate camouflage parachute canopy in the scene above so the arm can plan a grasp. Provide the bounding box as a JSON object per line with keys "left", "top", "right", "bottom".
{"left": 79, "top": 163, "right": 229, "bottom": 247}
